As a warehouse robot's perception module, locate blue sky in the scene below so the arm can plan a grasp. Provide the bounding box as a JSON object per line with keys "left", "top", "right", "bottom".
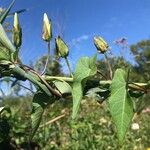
{"left": 1, "top": 0, "right": 150, "bottom": 70}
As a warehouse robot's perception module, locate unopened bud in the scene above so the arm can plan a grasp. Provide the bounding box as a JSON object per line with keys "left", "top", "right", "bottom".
{"left": 12, "top": 13, "right": 22, "bottom": 48}
{"left": 55, "top": 36, "right": 69, "bottom": 58}
{"left": 94, "top": 36, "right": 108, "bottom": 53}
{"left": 42, "top": 13, "right": 52, "bottom": 42}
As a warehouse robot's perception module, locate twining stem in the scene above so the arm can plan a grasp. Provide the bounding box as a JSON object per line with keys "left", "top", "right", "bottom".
{"left": 65, "top": 57, "right": 73, "bottom": 78}
{"left": 104, "top": 53, "right": 112, "bottom": 80}
{"left": 41, "top": 41, "right": 50, "bottom": 75}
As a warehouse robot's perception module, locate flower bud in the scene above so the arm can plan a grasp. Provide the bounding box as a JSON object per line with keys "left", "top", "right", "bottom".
{"left": 55, "top": 36, "right": 69, "bottom": 58}
{"left": 94, "top": 36, "right": 108, "bottom": 53}
{"left": 42, "top": 13, "right": 52, "bottom": 42}
{"left": 12, "top": 13, "right": 22, "bottom": 48}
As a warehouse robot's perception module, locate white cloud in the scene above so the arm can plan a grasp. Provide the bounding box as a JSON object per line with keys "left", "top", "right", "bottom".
{"left": 69, "top": 35, "right": 89, "bottom": 47}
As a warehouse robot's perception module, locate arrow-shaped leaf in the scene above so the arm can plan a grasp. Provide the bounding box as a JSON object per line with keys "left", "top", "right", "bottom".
{"left": 72, "top": 55, "right": 97, "bottom": 119}
{"left": 109, "top": 69, "right": 134, "bottom": 144}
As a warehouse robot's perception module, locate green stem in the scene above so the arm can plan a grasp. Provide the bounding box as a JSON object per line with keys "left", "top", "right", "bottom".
{"left": 104, "top": 53, "right": 112, "bottom": 80}
{"left": 100, "top": 80, "right": 149, "bottom": 92}
{"left": 44, "top": 76, "right": 73, "bottom": 82}
{"left": 65, "top": 57, "right": 73, "bottom": 78}
{"left": 45, "top": 75, "right": 149, "bottom": 92}
{"left": 41, "top": 41, "right": 50, "bottom": 75}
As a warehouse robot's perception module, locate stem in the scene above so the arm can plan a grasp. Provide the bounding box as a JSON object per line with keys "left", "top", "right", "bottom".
{"left": 41, "top": 41, "right": 50, "bottom": 75}
{"left": 45, "top": 76, "right": 150, "bottom": 92}
{"left": 65, "top": 57, "right": 73, "bottom": 78}
{"left": 104, "top": 53, "right": 112, "bottom": 80}
{"left": 44, "top": 76, "right": 73, "bottom": 82}
{"left": 100, "top": 80, "right": 150, "bottom": 92}
{"left": 12, "top": 65, "right": 60, "bottom": 97}
{"left": 128, "top": 82, "right": 147, "bottom": 92}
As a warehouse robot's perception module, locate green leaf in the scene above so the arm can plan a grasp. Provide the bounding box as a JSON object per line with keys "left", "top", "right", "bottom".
{"left": 53, "top": 80, "right": 72, "bottom": 95}
{"left": 0, "top": 24, "right": 16, "bottom": 53}
{"left": 72, "top": 55, "right": 97, "bottom": 119}
{"left": 0, "top": 46, "right": 10, "bottom": 60}
{"left": 30, "top": 91, "right": 54, "bottom": 139}
{"left": 108, "top": 69, "right": 134, "bottom": 144}
{"left": 0, "top": 0, "right": 15, "bottom": 24}
{"left": 30, "top": 102, "right": 44, "bottom": 140}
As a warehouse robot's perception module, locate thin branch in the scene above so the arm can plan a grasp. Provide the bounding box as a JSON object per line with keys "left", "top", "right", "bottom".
{"left": 39, "top": 114, "right": 66, "bottom": 128}
{"left": 104, "top": 53, "right": 112, "bottom": 80}
{"left": 41, "top": 41, "right": 50, "bottom": 75}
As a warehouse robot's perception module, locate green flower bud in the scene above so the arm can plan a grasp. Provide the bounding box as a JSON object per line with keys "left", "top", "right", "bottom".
{"left": 12, "top": 13, "right": 22, "bottom": 48}
{"left": 55, "top": 36, "right": 69, "bottom": 58}
{"left": 42, "top": 13, "right": 52, "bottom": 42}
{"left": 94, "top": 36, "right": 108, "bottom": 53}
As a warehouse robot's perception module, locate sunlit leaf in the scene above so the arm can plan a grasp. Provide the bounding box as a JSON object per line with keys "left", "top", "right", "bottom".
{"left": 72, "top": 55, "right": 97, "bottom": 119}
{"left": 109, "top": 69, "right": 134, "bottom": 144}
